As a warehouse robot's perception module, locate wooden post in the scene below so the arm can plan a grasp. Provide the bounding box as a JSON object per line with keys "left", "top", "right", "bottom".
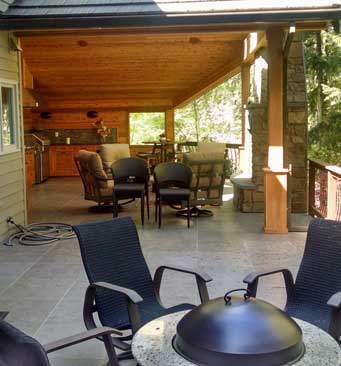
{"left": 264, "top": 27, "right": 288, "bottom": 233}
{"left": 327, "top": 171, "right": 336, "bottom": 219}
{"left": 241, "top": 64, "right": 251, "bottom": 173}
{"left": 308, "top": 160, "right": 316, "bottom": 216}
{"left": 165, "top": 109, "right": 175, "bottom": 141}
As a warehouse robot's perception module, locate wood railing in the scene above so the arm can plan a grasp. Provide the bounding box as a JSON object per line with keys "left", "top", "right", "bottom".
{"left": 309, "top": 158, "right": 341, "bottom": 221}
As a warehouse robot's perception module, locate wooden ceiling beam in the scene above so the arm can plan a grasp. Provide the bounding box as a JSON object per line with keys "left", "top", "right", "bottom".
{"left": 30, "top": 105, "right": 171, "bottom": 113}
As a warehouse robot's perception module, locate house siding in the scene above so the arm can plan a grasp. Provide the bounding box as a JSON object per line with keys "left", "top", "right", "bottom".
{"left": 0, "top": 31, "right": 25, "bottom": 243}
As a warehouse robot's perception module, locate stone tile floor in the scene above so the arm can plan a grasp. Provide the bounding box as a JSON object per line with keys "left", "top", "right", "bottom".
{"left": 0, "top": 178, "right": 312, "bottom": 365}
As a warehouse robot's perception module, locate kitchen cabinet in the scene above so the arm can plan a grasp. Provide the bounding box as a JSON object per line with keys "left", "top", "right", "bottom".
{"left": 49, "top": 145, "right": 98, "bottom": 177}
{"left": 25, "top": 149, "right": 36, "bottom": 209}
{"left": 25, "top": 149, "right": 36, "bottom": 186}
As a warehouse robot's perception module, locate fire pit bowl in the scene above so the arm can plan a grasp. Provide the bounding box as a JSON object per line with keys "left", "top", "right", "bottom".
{"left": 173, "top": 289, "right": 305, "bottom": 366}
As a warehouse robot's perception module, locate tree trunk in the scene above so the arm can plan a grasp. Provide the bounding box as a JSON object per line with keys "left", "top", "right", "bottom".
{"left": 193, "top": 101, "right": 200, "bottom": 142}
{"left": 316, "top": 31, "right": 324, "bottom": 124}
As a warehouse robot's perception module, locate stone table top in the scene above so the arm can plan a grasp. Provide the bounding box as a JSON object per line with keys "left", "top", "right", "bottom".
{"left": 132, "top": 311, "right": 340, "bottom": 366}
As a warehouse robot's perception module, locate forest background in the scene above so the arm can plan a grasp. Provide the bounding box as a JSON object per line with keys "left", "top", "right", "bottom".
{"left": 130, "top": 30, "right": 340, "bottom": 165}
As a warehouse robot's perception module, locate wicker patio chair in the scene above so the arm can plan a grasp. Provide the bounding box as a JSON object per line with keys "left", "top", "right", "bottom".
{"left": 0, "top": 319, "right": 127, "bottom": 366}
{"left": 178, "top": 151, "right": 229, "bottom": 217}
{"left": 111, "top": 157, "right": 150, "bottom": 225}
{"left": 154, "top": 162, "right": 192, "bottom": 228}
{"left": 74, "top": 150, "right": 113, "bottom": 212}
{"left": 73, "top": 217, "right": 211, "bottom": 359}
{"left": 243, "top": 218, "right": 341, "bottom": 341}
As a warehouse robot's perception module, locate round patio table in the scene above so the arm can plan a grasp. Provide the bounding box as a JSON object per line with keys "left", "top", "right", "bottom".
{"left": 132, "top": 311, "right": 340, "bottom": 366}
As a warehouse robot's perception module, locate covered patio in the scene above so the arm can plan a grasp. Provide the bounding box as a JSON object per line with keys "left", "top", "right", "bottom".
{"left": 2, "top": 1, "right": 338, "bottom": 233}
{"left": 0, "top": 1, "right": 340, "bottom": 366}
{"left": 0, "top": 176, "right": 309, "bottom": 365}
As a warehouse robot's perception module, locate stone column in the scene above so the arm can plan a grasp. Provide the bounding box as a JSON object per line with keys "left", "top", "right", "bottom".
{"left": 284, "top": 37, "right": 308, "bottom": 213}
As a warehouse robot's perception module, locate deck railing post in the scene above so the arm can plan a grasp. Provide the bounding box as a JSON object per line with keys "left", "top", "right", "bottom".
{"left": 308, "top": 160, "right": 316, "bottom": 216}
{"left": 327, "top": 171, "right": 335, "bottom": 219}
{"left": 308, "top": 158, "right": 341, "bottom": 220}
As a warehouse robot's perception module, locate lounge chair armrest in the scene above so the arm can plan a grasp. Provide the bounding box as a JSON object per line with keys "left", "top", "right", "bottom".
{"left": 92, "top": 282, "right": 143, "bottom": 304}
{"left": 155, "top": 265, "right": 212, "bottom": 282}
{"left": 328, "top": 292, "right": 341, "bottom": 308}
{"left": 44, "top": 326, "right": 129, "bottom": 353}
{"left": 154, "top": 265, "right": 212, "bottom": 304}
{"left": 243, "top": 268, "right": 294, "bottom": 299}
{"left": 84, "top": 282, "right": 143, "bottom": 334}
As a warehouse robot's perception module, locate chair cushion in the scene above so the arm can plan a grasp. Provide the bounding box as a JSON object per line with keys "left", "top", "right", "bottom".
{"left": 103, "top": 298, "right": 194, "bottom": 329}
{"left": 197, "top": 142, "right": 226, "bottom": 154}
{"left": 76, "top": 150, "right": 109, "bottom": 189}
{"left": 139, "top": 301, "right": 195, "bottom": 326}
{"left": 159, "top": 188, "right": 191, "bottom": 199}
{"left": 114, "top": 183, "right": 145, "bottom": 194}
{"left": 183, "top": 152, "right": 225, "bottom": 174}
{"left": 0, "top": 320, "right": 50, "bottom": 366}
{"left": 99, "top": 144, "right": 130, "bottom": 171}
{"left": 99, "top": 180, "right": 114, "bottom": 200}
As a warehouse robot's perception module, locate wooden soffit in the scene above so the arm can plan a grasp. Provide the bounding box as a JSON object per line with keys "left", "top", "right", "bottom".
{"left": 20, "top": 28, "right": 247, "bottom": 110}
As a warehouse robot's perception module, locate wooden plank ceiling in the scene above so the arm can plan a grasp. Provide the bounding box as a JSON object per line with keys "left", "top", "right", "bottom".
{"left": 20, "top": 29, "right": 246, "bottom": 111}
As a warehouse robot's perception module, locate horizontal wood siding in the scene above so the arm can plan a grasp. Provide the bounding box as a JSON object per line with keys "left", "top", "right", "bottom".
{"left": 0, "top": 32, "right": 25, "bottom": 243}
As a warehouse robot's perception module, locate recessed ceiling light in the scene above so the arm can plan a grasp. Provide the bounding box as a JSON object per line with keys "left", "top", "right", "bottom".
{"left": 77, "top": 40, "right": 88, "bottom": 47}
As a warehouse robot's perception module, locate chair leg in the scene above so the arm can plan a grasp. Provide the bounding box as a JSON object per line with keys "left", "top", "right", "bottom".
{"left": 112, "top": 192, "right": 119, "bottom": 218}
{"left": 158, "top": 196, "right": 162, "bottom": 229}
{"left": 103, "top": 334, "right": 120, "bottom": 366}
{"left": 146, "top": 187, "right": 150, "bottom": 220}
{"left": 155, "top": 194, "right": 158, "bottom": 223}
{"left": 141, "top": 192, "right": 145, "bottom": 226}
{"left": 187, "top": 199, "right": 190, "bottom": 228}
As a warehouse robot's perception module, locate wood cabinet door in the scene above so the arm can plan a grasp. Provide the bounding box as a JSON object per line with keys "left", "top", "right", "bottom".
{"left": 25, "top": 150, "right": 36, "bottom": 186}
{"left": 50, "top": 147, "right": 76, "bottom": 176}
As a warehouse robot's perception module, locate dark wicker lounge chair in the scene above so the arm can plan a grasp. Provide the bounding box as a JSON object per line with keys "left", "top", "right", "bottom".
{"left": 0, "top": 318, "right": 126, "bottom": 366}
{"left": 244, "top": 218, "right": 341, "bottom": 341}
{"left": 73, "top": 217, "right": 211, "bottom": 359}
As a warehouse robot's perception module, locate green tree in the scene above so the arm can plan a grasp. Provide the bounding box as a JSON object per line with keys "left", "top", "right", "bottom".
{"left": 175, "top": 73, "right": 242, "bottom": 143}
{"left": 130, "top": 112, "right": 165, "bottom": 145}
{"left": 304, "top": 30, "right": 341, "bottom": 165}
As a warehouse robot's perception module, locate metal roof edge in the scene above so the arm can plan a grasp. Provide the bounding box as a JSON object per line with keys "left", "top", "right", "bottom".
{"left": 0, "top": 8, "right": 340, "bottom": 31}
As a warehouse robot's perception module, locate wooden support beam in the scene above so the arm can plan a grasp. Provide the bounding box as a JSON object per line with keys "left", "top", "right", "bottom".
{"left": 174, "top": 58, "right": 242, "bottom": 109}
{"left": 242, "top": 33, "right": 267, "bottom": 65}
{"left": 165, "top": 109, "right": 175, "bottom": 141}
{"left": 22, "top": 57, "right": 33, "bottom": 89}
{"left": 241, "top": 64, "right": 250, "bottom": 146}
{"left": 264, "top": 27, "right": 288, "bottom": 234}
{"left": 240, "top": 64, "right": 250, "bottom": 173}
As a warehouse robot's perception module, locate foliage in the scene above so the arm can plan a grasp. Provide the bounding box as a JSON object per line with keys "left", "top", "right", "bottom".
{"left": 304, "top": 30, "right": 341, "bottom": 165}
{"left": 175, "top": 73, "right": 242, "bottom": 143}
{"left": 130, "top": 112, "right": 165, "bottom": 145}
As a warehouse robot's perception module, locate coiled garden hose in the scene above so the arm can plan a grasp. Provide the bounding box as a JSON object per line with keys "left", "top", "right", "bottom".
{"left": 4, "top": 217, "right": 76, "bottom": 246}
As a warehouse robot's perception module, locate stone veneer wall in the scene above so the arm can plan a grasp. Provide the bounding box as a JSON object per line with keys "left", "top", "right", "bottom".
{"left": 285, "top": 39, "right": 308, "bottom": 213}
{"left": 243, "top": 37, "right": 308, "bottom": 213}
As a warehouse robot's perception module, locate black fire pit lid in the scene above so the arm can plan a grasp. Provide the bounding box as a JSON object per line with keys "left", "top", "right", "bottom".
{"left": 173, "top": 289, "right": 305, "bottom": 366}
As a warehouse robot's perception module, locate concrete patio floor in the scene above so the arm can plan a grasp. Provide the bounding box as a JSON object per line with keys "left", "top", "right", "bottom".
{"left": 0, "top": 178, "right": 311, "bottom": 365}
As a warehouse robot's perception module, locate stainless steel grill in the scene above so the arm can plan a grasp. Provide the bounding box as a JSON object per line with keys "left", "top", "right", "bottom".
{"left": 26, "top": 134, "right": 50, "bottom": 184}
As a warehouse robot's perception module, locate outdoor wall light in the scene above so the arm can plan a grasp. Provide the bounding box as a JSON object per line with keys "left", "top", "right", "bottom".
{"left": 87, "top": 111, "right": 98, "bottom": 118}
{"left": 40, "top": 112, "right": 52, "bottom": 119}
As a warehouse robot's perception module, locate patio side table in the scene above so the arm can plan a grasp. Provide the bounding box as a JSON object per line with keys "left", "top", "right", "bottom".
{"left": 132, "top": 311, "right": 340, "bottom": 366}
